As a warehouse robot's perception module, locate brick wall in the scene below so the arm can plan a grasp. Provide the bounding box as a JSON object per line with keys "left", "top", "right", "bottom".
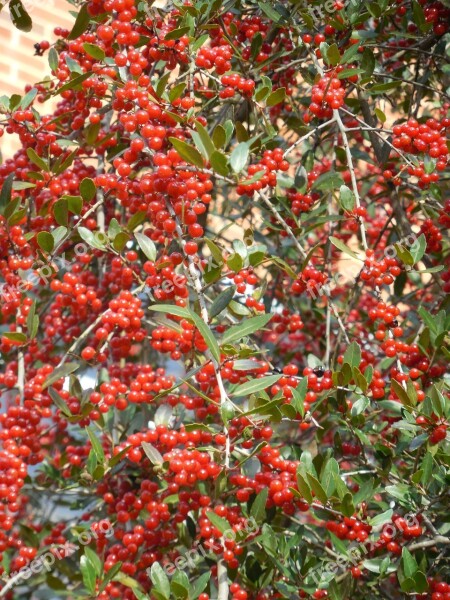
{"left": 0, "top": 0, "right": 73, "bottom": 156}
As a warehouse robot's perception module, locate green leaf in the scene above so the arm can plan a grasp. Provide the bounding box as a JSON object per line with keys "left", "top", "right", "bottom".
{"left": 141, "top": 442, "right": 164, "bottom": 465}
{"left": 343, "top": 341, "right": 361, "bottom": 368}
{"left": 368, "top": 509, "right": 393, "bottom": 528}
{"left": 98, "top": 562, "right": 123, "bottom": 593}
{"left": 83, "top": 43, "right": 105, "bottom": 60}
{"left": 65, "top": 55, "right": 83, "bottom": 74}
{"left": 55, "top": 72, "right": 93, "bottom": 95}
{"left": 36, "top": 231, "right": 54, "bottom": 253}
{"left": 312, "top": 171, "right": 344, "bottom": 191}
{"left": 188, "top": 311, "right": 221, "bottom": 363}
{"left": 229, "top": 142, "right": 249, "bottom": 173}
{"left": 190, "top": 573, "right": 210, "bottom": 598}
{"left": 2, "top": 332, "right": 27, "bottom": 343}
{"left": 150, "top": 304, "right": 190, "bottom": 319}
{"left": 127, "top": 210, "right": 146, "bottom": 231}
{"left": 48, "top": 388, "right": 71, "bottom": 417}
{"left": 212, "top": 125, "right": 226, "bottom": 149}
{"left": 326, "top": 43, "right": 341, "bottom": 66}
{"left": 53, "top": 149, "right": 79, "bottom": 175}
{"left": 80, "top": 177, "right": 96, "bottom": 201}
{"left": 84, "top": 547, "right": 102, "bottom": 577}
{"left": 409, "top": 233, "right": 426, "bottom": 264}
{"left": 351, "top": 396, "right": 369, "bottom": 415}
{"left": 420, "top": 452, "right": 433, "bottom": 486}
{"left": 340, "top": 42, "right": 361, "bottom": 64}
{"left": 209, "top": 286, "right": 235, "bottom": 318}
{"left": 168, "top": 82, "right": 186, "bottom": 103}
{"left": 206, "top": 511, "right": 230, "bottom": 534}
{"left": 0, "top": 173, "right": 14, "bottom": 215}
{"left": 222, "top": 314, "right": 273, "bottom": 345}
{"left": 320, "top": 458, "right": 339, "bottom": 498}
{"left": 330, "top": 236, "right": 362, "bottom": 260}
{"left": 191, "top": 33, "right": 209, "bottom": 51}
{"left": 194, "top": 120, "right": 215, "bottom": 158}
{"left": 306, "top": 473, "right": 328, "bottom": 504}
{"left": 20, "top": 87, "right": 37, "bottom": 109}
{"left": 227, "top": 252, "right": 244, "bottom": 273}
{"left": 9, "top": 0, "right": 32, "bottom": 31}
{"left": 374, "top": 108, "right": 387, "bottom": 123}
{"left": 266, "top": 87, "right": 286, "bottom": 107}
{"left": 391, "top": 379, "right": 414, "bottom": 409}
{"left": 53, "top": 199, "right": 69, "bottom": 226}
{"left": 171, "top": 571, "right": 189, "bottom": 599}
{"left": 80, "top": 555, "right": 97, "bottom": 595}
{"left": 165, "top": 26, "right": 190, "bottom": 40}
{"left": 296, "top": 469, "right": 313, "bottom": 504}
{"left": 26, "top": 300, "right": 39, "bottom": 339}
{"left": 48, "top": 47, "right": 59, "bottom": 71}
{"left": 291, "top": 378, "right": 307, "bottom": 417}
{"left": 169, "top": 137, "right": 204, "bottom": 168}
{"left": 86, "top": 426, "right": 105, "bottom": 464}
{"left": 250, "top": 488, "right": 268, "bottom": 523}
{"left": 203, "top": 238, "right": 224, "bottom": 266}
{"left": 68, "top": 3, "right": 91, "bottom": 40}
{"left": 135, "top": 232, "right": 157, "bottom": 262}
{"left": 340, "top": 492, "right": 355, "bottom": 518}
{"left": 259, "top": 1, "right": 283, "bottom": 22}
{"left": 395, "top": 243, "right": 414, "bottom": 266}
{"left": 210, "top": 150, "right": 230, "bottom": 176}
{"left": 26, "top": 148, "right": 49, "bottom": 172}
{"left": 66, "top": 195, "right": 83, "bottom": 215}
{"left": 402, "top": 547, "right": 418, "bottom": 578}
{"left": 78, "top": 226, "right": 107, "bottom": 250}
{"left": 339, "top": 185, "right": 355, "bottom": 212}
{"left": 231, "top": 374, "right": 282, "bottom": 397}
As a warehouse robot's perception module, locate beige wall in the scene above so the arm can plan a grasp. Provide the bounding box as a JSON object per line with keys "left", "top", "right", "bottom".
{"left": 0, "top": 0, "right": 73, "bottom": 156}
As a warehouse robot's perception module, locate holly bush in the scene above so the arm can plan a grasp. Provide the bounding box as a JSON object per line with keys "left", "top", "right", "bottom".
{"left": 0, "top": 0, "right": 449, "bottom": 599}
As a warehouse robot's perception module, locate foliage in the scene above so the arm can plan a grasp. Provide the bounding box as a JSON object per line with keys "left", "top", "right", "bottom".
{"left": 0, "top": 0, "right": 449, "bottom": 599}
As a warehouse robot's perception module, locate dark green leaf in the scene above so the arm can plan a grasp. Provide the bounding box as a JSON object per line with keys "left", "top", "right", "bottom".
{"left": 68, "top": 3, "right": 91, "bottom": 40}
{"left": 83, "top": 43, "right": 105, "bottom": 60}
{"left": 343, "top": 341, "right": 361, "bottom": 368}
{"left": 86, "top": 426, "right": 105, "bottom": 463}
{"left": 169, "top": 137, "right": 204, "bottom": 168}
{"left": 230, "top": 142, "right": 249, "bottom": 173}
{"left": 80, "top": 177, "right": 96, "bottom": 201}
{"left": 37, "top": 231, "right": 54, "bottom": 253}
{"left": 210, "top": 150, "right": 230, "bottom": 176}
{"left": 339, "top": 185, "right": 355, "bottom": 211}
{"left": 330, "top": 236, "right": 362, "bottom": 260}
{"left": 231, "top": 374, "right": 281, "bottom": 397}
{"left": 43, "top": 362, "right": 79, "bottom": 389}
{"left": 141, "top": 442, "right": 163, "bottom": 466}
{"left": 250, "top": 488, "right": 268, "bottom": 523}
{"left": 135, "top": 232, "right": 157, "bottom": 262}
{"left": 209, "top": 286, "right": 235, "bottom": 318}
{"left": 0, "top": 173, "right": 14, "bottom": 216}
{"left": 266, "top": 87, "right": 286, "bottom": 107}
{"left": 222, "top": 314, "right": 273, "bottom": 344}
{"left": 9, "top": 0, "right": 32, "bottom": 31}
{"left": 26, "top": 148, "right": 49, "bottom": 172}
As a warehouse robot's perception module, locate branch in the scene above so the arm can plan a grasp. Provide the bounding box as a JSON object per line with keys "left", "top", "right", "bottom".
{"left": 258, "top": 190, "right": 350, "bottom": 345}
{"left": 164, "top": 201, "right": 231, "bottom": 468}
{"left": 217, "top": 559, "right": 229, "bottom": 600}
